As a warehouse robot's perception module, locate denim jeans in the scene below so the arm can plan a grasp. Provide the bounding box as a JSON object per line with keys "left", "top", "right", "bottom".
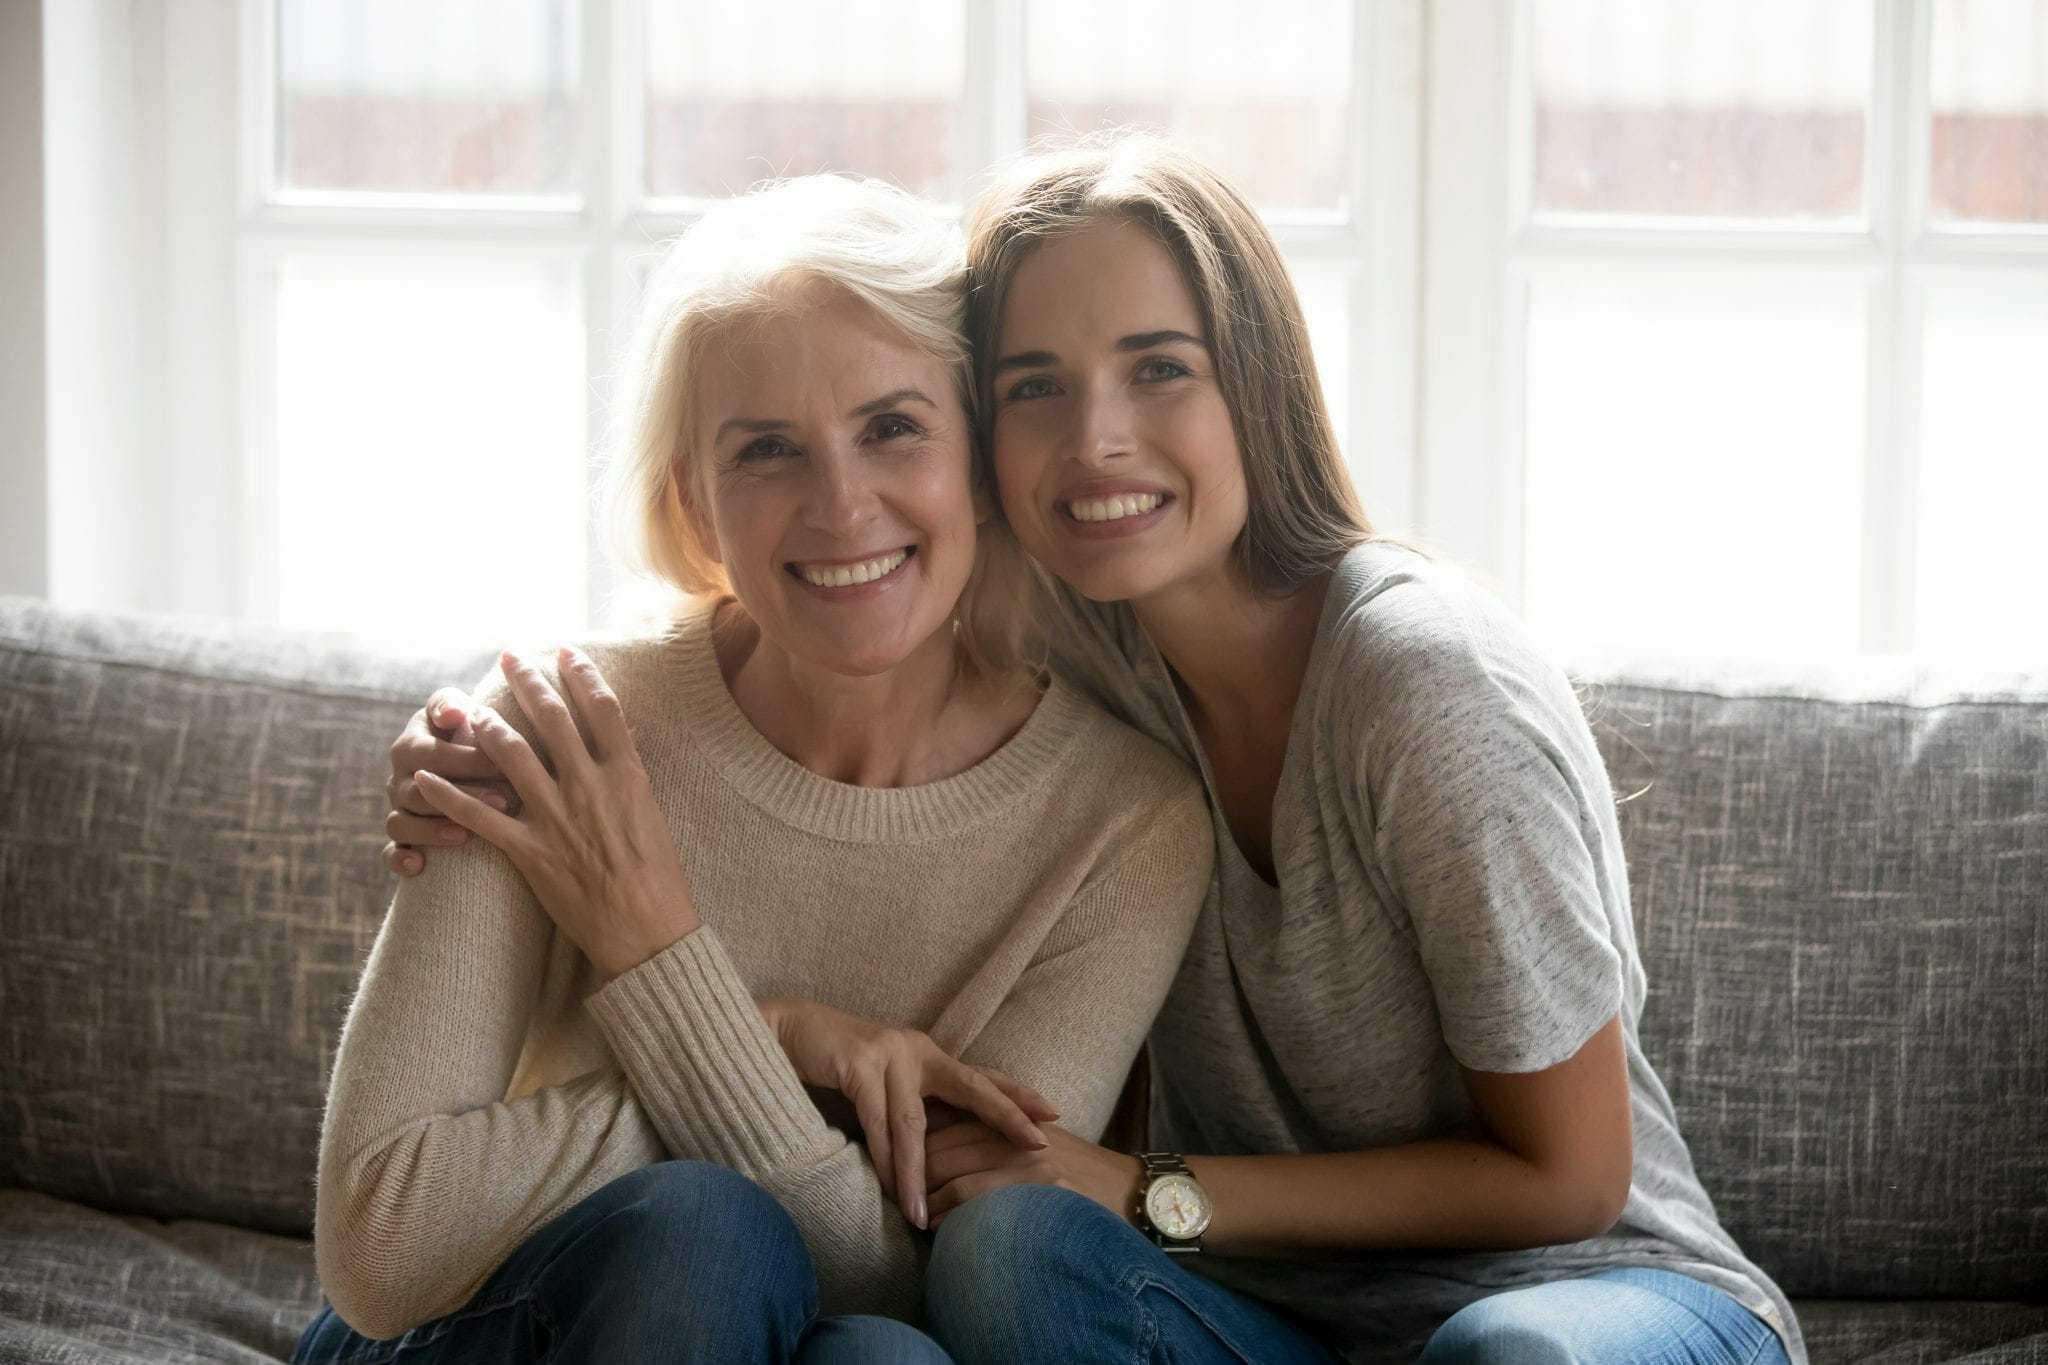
{"left": 922, "top": 1184, "right": 1790, "bottom": 1365}
{"left": 292, "top": 1160, "right": 950, "bottom": 1364}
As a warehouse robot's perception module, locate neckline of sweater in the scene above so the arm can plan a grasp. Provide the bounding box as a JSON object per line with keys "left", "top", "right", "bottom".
{"left": 662, "top": 601, "right": 1081, "bottom": 844}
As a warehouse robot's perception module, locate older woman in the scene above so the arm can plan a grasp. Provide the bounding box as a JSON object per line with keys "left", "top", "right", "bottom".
{"left": 292, "top": 175, "right": 1211, "bottom": 1364}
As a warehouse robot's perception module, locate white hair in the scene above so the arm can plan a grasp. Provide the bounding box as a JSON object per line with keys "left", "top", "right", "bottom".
{"left": 600, "top": 174, "right": 1036, "bottom": 679}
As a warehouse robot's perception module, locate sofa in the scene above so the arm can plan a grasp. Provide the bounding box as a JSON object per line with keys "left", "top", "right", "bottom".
{"left": 1, "top": 595, "right": 2042, "bottom": 1364}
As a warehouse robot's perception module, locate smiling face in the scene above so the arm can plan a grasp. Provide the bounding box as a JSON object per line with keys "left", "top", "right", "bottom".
{"left": 688, "top": 286, "right": 982, "bottom": 678}
{"left": 989, "top": 219, "right": 1250, "bottom": 606}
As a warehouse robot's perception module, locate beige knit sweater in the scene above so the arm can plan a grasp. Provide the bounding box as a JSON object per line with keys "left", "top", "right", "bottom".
{"left": 313, "top": 604, "right": 1213, "bottom": 1340}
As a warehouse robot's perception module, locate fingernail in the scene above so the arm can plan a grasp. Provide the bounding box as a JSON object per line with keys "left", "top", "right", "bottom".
{"left": 482, "top": 792, "right": 508, "bottom": 811}
{"left": 401, "top": 854, "right": 421, "bottom": 875}
{"left": 914, "top": 1197, "right": 928, "bottom": 1229}
{"left": 438, "top": 827, "right": 465, "bottom": 845}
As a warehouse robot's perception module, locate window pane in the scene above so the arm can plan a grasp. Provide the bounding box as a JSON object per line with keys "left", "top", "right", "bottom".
{"left": 1529, "top": 0, "right": 1870, "bottom": 222}
{"left": 1523, "top": 277, "right": 1866, "bottom": 659}
{"left": 1025, "top": 0, "right": 1353, "bottom": 216}
{"left": 273, "top": 255, "right": 587, "bottom": 638}
{"left": 1288, "top": 262, "right": 1353, "bottom": 479}
{"left": 1915, "top": 277, "right": 2048, "bottom": 658}
{"left": 644, "top": 1, "right": 963, "bottom": 200}
{"left": 1930, "top": 0, "right": 2048, "bottom": 225}
{"left": 277, "top": 0, "right": 579, "bottom": 197}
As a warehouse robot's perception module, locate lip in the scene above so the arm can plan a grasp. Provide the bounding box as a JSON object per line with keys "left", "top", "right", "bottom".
{"left": 1054, "top": 480, "right": 1175, "bottom": 540}
{"left": 784, "top": 546, "right": 916, "bottom": 600}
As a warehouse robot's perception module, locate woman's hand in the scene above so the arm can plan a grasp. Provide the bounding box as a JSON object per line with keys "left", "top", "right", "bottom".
{"left": 412, "top": 645, "right": 700, "bottom": 978}
{"left": 381, "top": 688, "right": 511, "bottom": 876}
{"left": 758, "top": 997, "right": 1059, "bottom": 1230}
{"left": 923, "top": 1121, "right": 1143, "bottom": 1231}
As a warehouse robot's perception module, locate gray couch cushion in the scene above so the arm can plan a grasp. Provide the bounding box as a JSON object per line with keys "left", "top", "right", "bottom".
{"left": 1792, "top": 1299, "right": 2048, "bottom": 1363}
{"left": 0, "top": 1189, "right": 322, "bottom": 1363}
{"left": 1584, "top": 661, "right": 2048, "bottom": 1303}
{"left": 0, "top": 598, "right": 494, "bottom": 1235}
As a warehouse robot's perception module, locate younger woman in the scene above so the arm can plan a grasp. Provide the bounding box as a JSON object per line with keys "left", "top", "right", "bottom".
{"left": 912, "top": 138, "right": 1804, "bottom": 1365}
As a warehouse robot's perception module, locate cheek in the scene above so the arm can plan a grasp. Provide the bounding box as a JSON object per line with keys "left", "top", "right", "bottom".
{"left": 1174, "top": 402, "right": 1249, "bottom": 511}
{"left": 706, "top": 483, "right": 782, "bottom": 571}
{"left": 904, "top": 449, "right": 982, "bottom": 546}
{"left": 991, "top": 420, "right": 1052, "bottom": 505}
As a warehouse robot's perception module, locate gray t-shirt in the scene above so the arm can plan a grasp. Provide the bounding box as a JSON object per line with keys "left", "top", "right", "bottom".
{"left": 1046, "top": 541, "right": 1803, "bottom": 1365}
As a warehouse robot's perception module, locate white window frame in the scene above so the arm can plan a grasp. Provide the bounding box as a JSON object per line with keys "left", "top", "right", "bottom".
{"left": 1420, "top": 0, "right": 2048, "bottom": 653}
{"left": 151, "top": 0, "right": 1422, "bottom": 633}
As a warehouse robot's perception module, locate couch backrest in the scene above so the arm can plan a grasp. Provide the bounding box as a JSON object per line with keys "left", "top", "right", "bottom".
{"left": 0, "top": 598, "right": 493, "bottom": 1237}
{"left": 1585, "top": 662, "right": 2047, "bottom": 1301}
{"left": 4, "top": 599, "right": 2044, "bottom": 1297}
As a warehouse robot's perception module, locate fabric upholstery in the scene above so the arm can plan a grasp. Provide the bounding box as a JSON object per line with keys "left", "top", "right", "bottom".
{"left": 0, "top": 1189, "right": 322, "bottom": 1363}
{"left": 2, "top": 598, "right": 2044, "bottom": 1362}
{"left": 1578, "top": 665, "right": 2047, "bottom": 1302}
{"left": 0, "top": 598, "right": 494, "bottom": 1235}
{"left": 1791, "top": 1299, "right": 2048, "bottom": 1363}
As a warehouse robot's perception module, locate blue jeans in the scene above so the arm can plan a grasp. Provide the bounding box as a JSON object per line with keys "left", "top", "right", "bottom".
{"left": 1419, "top": 1266, "right": 1792, "bottom": 1365}
{"left": 292, "top": 1160, "right": 950, "bottom": 1364}
{"left": 922, "top": 1184, "right": 1789, "bottom": 1365}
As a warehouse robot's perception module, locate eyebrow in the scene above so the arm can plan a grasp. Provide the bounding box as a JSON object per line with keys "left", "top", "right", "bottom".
{"left": 991, "top": 330, "right": 1209, "bottom": 375}
{"left": 712, "top": 388, "right": 939, "bottom": 445}
{"left": 850, "top": 387, "right": 939, "bottom": 417}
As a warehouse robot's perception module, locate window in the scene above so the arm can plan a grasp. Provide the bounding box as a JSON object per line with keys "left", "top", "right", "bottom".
{"left": 64, "top": 1, "right": 2041, "bottom": 664}
{"left": 1425, "top": 0, "right": 2048, "bottom": 663}
{"left": 227, "top": 0, "right": 1413, "bottom": 642}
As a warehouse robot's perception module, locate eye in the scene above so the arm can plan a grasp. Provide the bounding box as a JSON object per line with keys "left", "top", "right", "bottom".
{"left": 736, "top": 435, "right": 795, "bottom": 463}
{"left": 868, "top": 413, "right": 924, "bottom": 443}
{"left": 1003, "top": 375, "right": 1060, "bottom": 403}
{"left": 1136, "top": 356, "right": 1191, "bottom": 383}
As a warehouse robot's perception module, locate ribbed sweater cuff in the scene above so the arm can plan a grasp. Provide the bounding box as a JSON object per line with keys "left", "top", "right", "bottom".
{"left": 585, "top": 928, "right": 830, "bottom": 1175}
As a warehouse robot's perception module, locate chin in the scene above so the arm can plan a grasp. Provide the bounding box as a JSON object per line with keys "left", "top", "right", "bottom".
{"left": 1039, "top": 553, "right": 1173, "bottom": 606}
{"left": 796, "top": 619, "right": 944, "bottom": 678}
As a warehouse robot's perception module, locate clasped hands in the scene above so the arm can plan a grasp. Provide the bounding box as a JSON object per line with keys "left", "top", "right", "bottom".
{"left": 761, "top": 997, "right": 1143, "bottom": 1231}
{"left": 391, "top": 647, "right": 1141, "bottom": 1233}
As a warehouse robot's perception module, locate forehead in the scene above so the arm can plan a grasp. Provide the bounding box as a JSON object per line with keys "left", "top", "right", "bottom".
{"left": 999, "top": 219, "right": 1202, "bottom": 344}
{"left": 702, "top": 290, "right": 941, "bottom": 396}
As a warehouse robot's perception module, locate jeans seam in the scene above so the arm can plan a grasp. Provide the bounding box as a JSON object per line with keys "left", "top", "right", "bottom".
{"left": 374, "top": 1290, "right": 540, "bottom": 1360}
{"left": 1739, "top": 1324, "right": 1782, "bottom": 1365}
{"left": 1116, "top": 1264, "right": 1157, "bottom": 1365}
{"left": 1118, "top": 1263, "right": 1269, "bottom": 1365}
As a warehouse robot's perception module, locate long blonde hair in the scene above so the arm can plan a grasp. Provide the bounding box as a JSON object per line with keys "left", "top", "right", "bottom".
{"left": 963, "top": 135, "right": 1373, "bottom": 595}
{"left": 601, "top": 174, "right": 1038, "bottom": 680}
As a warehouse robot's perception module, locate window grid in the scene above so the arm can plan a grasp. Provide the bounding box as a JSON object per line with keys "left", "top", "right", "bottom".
{"left": 1501, "top": 0, "right": 2048, "bottom": 656}
{"left": 239, "top": 0, "right": 1405, "bottom": 633}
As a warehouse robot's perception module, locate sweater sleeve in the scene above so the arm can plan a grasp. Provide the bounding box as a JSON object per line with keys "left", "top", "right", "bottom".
{"left": 581, "top": 780, "right": 1216, "bottom": 1321}
{"left": 948, "top": 783, "right": 1216, "bottom": 1141}
{"left": 313, "top": 835, "right": 668, "bottom": 1341}
{"left": 583, "top": 930, "right": 917, "bottom": 1319}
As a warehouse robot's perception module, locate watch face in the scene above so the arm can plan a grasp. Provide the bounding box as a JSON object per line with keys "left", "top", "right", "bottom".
{"left": 1145, "top": 1173, "right": 1213, "bottom": 1240}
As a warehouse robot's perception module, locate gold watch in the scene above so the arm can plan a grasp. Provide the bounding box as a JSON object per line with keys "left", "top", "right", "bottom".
{"left": 1135, "top": 1151, "right": 1212, "bottom": 1255}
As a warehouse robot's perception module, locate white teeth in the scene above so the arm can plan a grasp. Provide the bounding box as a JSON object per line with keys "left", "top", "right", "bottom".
{"left": 1067, "top": 492, "right": 1165, "bottom": 523}
{"left": 798, "top": 549, "right": 907, "bottom": 589}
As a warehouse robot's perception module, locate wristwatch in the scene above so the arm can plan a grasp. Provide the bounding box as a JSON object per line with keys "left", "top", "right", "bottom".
{"left": 1135, "top": 1151, "right": 1213, "bottom": 1254}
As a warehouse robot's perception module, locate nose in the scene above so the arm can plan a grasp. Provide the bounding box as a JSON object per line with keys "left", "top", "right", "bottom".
{"left": 803, "top": 444, "right": 876, "bottom": 537}
{"left": 1070, "top": 382, "right": 1135, "bottom": 468}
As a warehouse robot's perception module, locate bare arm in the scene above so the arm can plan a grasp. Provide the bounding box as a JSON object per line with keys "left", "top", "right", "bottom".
{"left": 927, "top": 1015, "right": 1633, "bottom": 1256}
{"left": 1172, "top": 1015, "right": 1632, "bottom": 1254}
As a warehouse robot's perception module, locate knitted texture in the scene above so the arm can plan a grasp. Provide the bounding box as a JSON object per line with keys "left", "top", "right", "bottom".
{"left": 312, "top": 604, "right": 1212, "bottom": 1339}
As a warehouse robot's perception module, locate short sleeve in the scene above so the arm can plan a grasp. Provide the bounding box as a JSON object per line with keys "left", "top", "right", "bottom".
{"left": 1352, "top": 598, "right": 1624, "bottom": 1074}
